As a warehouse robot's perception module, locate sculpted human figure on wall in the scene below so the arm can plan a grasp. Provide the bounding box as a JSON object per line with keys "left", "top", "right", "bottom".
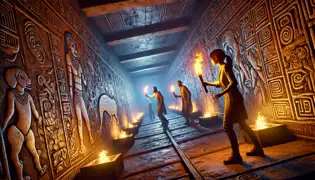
{"left": 65, "top": 32, "right": 94, "bottom": 154}
{"left": 246, "top": 47, "right": 267, "bottom": 104}
{"left": 222, "top": 30, "right": 250, "bottom": 93}
{"left": 2, "top": 68, "right": 47, "bottom": 180}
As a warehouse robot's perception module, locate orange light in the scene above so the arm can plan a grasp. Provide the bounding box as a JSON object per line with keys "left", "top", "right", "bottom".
{"left": 203, "top": 112, "right": 211, "bottom": 118}
{"left": 144, "top": 85, "right": 149, "bottom": 94}
{"left": 194, "top": 53, "right": 204, "bottom": 76}
{"left": 192, "top": 101, "right": 198, "bottom": 112}
{"left": 119, "top": 130, "right": 128, "bottom": 139}
{"left": 170, "top": 85, "right": 175, "bottom": 93}
{"left": 99, "top": 150, "right": 110, "bottom": 163}
{"left": 128, "top": 122, "right": 134, "bottom": 128}
{"left": 255, "top": 112, "right": 267, "bottom": 130}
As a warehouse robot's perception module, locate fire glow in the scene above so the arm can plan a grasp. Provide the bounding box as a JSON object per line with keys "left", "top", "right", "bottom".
{"left": 194, "top": 53, "right": 203, "bottom": 76}
{"left": 255, "top": 112, "right": 267, "bottom": 130}
{"left": 119, "top": 130, "right": 128, "bottom": 139}
{"left": 192, "top": 101, "right": 198, "bottom": 112}
{"left": 144, "top": 85, "right": 149, "bottom": 94}
{"left": 170, "top": 85, "right": 175, "bottom": 92}
{"left": 99, "top": 150, "right": 110, "bottom": 164}
{"left": 203, "top": 112, "right": 212, "bottom": 118}
{"left": 128, "top": 122, "right": 134, "bottom": 128}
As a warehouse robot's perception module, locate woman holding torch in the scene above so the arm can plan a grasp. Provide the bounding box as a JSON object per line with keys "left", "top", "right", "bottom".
{"left": 200, "top": 49, "right": 264, "bottom": 165}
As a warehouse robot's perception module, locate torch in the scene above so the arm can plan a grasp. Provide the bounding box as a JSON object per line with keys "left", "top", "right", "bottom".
{"left": 194, "top": 53, "right": 208, "bottom": 93}
{"left": 170, "top": 85, "right": 176, "bottom": 99}
{"left": 144, "top": 85, "right": 149, "bottom": 96}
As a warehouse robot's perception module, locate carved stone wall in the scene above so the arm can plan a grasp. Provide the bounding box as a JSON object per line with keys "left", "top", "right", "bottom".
{"left": 0, "top": 0, "right": 135, "bottom": 179}
{"left": 167, "top": 0, "right": 315, "bottom": 137}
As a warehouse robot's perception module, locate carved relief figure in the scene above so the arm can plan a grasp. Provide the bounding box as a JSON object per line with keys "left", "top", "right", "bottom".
{"left": 222, "top": 30, "right": 250, "bottom": 93}
{"left": 65, "top": 32, "right": 94, "bottom": 154}
{"left": 246, "top": 47, "right": 267, "bottom": 104}
{"left": 2, "top": 68, "right": 48, "bottom": 180}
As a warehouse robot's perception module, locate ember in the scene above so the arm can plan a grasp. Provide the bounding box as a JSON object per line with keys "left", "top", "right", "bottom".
{"left": 99, "top": 150, "right": 110, "bottom": 164}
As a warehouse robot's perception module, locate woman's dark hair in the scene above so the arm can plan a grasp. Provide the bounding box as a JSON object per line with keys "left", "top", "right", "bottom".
{"left": 209, "top": 49, "right": 233, "bottom": 68}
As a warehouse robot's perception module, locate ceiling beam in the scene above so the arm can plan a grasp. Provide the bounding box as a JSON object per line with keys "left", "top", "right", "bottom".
{"left": 80, "top": 0, "right": 181, "bottom": 17}
{"left": 105, "top": 17, "right": 190, "bottom": 45}
{"left": 128, "top": 63, "right": 168, "bottom": 74}
{"left": 131, "top": 70, "right": 167, "bottom": 77}
{"left": 120, "top": 45, "right": 177, "bottom": 64}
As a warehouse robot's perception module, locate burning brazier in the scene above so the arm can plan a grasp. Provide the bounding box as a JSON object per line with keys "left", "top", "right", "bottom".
{"left": 75, "top": 151, "right": 124, "bottom": 180}
{"left": 113, "top": 131, "right": 135, "bottom": 152}
{"left": 124, "top": 123, "right": 139, "bottom": 134}
{"left": 199, "top": 112, "right": 222, "bottom": 128}
{"left": 243, "top": 113, "right": 295, "bottom": 147}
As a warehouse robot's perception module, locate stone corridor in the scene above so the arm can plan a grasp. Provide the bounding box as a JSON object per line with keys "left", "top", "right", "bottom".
{"left": 120, "top": 113, "right": 315, "bottom": 180}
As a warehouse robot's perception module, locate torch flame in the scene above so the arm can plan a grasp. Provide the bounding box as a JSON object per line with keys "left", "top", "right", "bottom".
{"left": 119, "top": 130, "right": 128, "bottom": 139}
{"left": 170, "top": 85, "right": 175, "bottom": 93}
{"left": 194, "top": 53, "right": 203, "bottom": 76}
{"left": 99, "top": 150, "right": 110, "bottom": 163}
{"left": 255, "top": 112, "right": 267, "bottom": 130}
{"left": 144, "top": 85, "right": 149, "bottom": 94}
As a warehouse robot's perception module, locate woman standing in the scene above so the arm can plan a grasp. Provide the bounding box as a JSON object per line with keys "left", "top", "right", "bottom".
{"left": 202, "top": 49, "right": 264, "bottom": 165}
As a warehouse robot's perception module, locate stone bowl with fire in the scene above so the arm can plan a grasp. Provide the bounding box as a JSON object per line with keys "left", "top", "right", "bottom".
{"left": 243, "top": 112, "right": 296, "bottom": 147}
{"left": 113, "top": 130, "right": 135, "bottom": 152}
{"left": 75, "top": 150, "right": 124, "bottom": 179}
{"left": 198, "top": 112, "right": 222, "bottom": 128}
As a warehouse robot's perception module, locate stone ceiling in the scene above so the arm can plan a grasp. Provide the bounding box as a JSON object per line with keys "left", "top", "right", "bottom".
{"left": 79, "top": 0, "right": 196, "bottom": 77}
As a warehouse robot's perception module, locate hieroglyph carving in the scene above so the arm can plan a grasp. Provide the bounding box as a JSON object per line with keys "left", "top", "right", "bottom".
{"left": 65, "top": 32, "right": 94, "bottom": 154}
{"left": 0, "top": 1, "right": 20, "bottom": 62}
{"left": 2, "top": 68, "right": 48, "bottom": 180}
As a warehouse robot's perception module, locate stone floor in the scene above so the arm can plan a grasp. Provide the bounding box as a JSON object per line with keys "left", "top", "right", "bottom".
{"left": 121, "top": 113, "right": 315, "bottom": 180}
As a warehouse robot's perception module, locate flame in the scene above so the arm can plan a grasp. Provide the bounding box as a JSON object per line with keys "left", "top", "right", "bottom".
{"left": 136, "top": 112, "right": 144, "bottom": 120}
{"left": 99, "top": 150, "right": 110, "bottom": 163}
{"left": 119, "top": 130, "right": 128, "bottom": 139}
{"left": 255, "top": 112, "right": 267, "bottom": 130}
{"left": 192, "top": 101, "right": 198, "bottom": 112}
{"left": 128, "top": 122, "right": 134, "bottom": 128}
{"left": 194, "top": 53, "right": 204, "bottom": 76}
{"left": 144, "top": 85, "right": 149, "bottom": 94}
{"left": 203, "top": 112, "right": 211, "bottom": 118}
{"left": 170, "top": 85, "right": 175, "bottom": 92}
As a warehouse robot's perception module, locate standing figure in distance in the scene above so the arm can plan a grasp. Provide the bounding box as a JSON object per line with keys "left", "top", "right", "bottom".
{"left": 65, "top": 33, "right": 94, "bottom": 154}
{"left": 145, "top": 98, "right": 155, "bottom": 119}
{"left": 202, "top": 49, "right": 264, "bottom": 165}
{"left": 173, "top": 80, "right": 194, "bottom": 125}
{"left": 146, "top": 87, "right": 168, "bottom": 129}
{"left": 2, "top": 68, "right": 48, "bottom": 180}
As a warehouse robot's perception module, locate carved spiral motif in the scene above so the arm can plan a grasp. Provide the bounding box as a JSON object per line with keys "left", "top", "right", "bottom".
{"left": 25, "top": 21, "right": 46, "bottom": 64}
{"left": 280, "top": 26, "right": 293, "bottom": 45}
{"left": 236, "top": 173, "right": 260, "bottom": 180}
{"left": 269, "top": 79, "right": 284, "bottom": 98}
{"left": 291, "top": 72, "right": 307, "bottom": 90}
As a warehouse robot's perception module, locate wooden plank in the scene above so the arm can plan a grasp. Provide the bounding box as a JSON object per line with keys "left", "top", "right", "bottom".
{"left": 81, "top": 0, "right": 182, "bottom": 17}
{"left": 166, "top": 130, "right": 205, "bottom": 180}
{"left": 120, "top": 45, "right": 177, "bottom": 64}
{"left": 129, "top": 64, "right": 168, "bottom": 73}
{"left": 105, "top": 17, "right": 190, "bottom": 45}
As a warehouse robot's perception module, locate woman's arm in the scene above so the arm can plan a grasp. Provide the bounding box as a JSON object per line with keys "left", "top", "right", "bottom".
{"left": 147, "top": 94, "right": 155, "bottom": 98}
{"left": 218, "top": 65, "right": 236, "bottom": 96}
{"left": 202, "top": 81, "right": 221, "bottom": 88}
